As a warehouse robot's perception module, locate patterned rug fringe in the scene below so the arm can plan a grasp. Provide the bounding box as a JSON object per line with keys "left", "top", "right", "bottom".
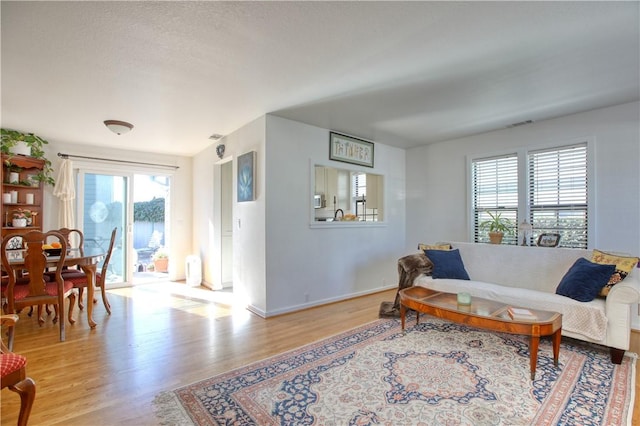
{"left": 626, "top": 351, "right": 637, "bottom": 426}
{"left": 153, "top": 391, "right": 194, "bottom": 426}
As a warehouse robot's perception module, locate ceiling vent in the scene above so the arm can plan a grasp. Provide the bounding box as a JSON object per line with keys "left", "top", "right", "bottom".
{"left": 507, "top": 120, "right": 533, "bottom": 128}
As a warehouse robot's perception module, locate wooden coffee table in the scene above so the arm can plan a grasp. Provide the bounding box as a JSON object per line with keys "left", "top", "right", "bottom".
{"left": 399, "top": 286, "right": 562, "bottom": 380}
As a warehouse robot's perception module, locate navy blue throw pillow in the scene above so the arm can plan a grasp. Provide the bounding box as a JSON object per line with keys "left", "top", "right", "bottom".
{"left": 424, "top": 249, "right": 470, "bottom": 280}
{"left": 556, "top": 258, "right": 616, "bottom": 302}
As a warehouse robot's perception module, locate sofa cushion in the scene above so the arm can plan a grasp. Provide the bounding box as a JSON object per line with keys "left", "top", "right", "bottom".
{"left": 424, "top": 249, "right": 470, "bottom": 280}
{"left": 591, "top": 249, "right": 640, "bottom": 297}
{"left": 556, "top": 258, "right": 616, "bottom": 302}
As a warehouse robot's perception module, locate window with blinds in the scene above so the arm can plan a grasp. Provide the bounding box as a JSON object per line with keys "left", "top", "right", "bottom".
{"left": 472, "top": 154, "right": 518, "bottom": 244}
{"left": 352, "top": 172, "right": 378, "bottom": 222}
{"left": 528, "top": 143, "right": 588, "bottom": 248}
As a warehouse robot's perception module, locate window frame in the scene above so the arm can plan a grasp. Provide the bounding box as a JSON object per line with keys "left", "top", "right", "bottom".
{"left": 471, "top": 153, "right": 519, "bottom": 245}
{"left": 309, "top": 161, "right": 386, "bottom": 228}
{"left": 528, "top": 143, "right": 589, "bottom": 248}
{"left": 467, "top": 139, "right": 594, "bottom": 248}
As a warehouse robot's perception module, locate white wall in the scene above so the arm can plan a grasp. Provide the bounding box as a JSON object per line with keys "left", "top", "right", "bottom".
{"left": 192, "top": 115, "right": 406, "bottom": 317}
{"left": 43, "top": 141, "right": 192, "bottom": 281}
{"left": 191, "top": 141, "right": 217, "bottom": 288}
{"left": 192, "top": 116, "right": 268, "bottom": 311}
{"left": 406, "top": 101, "right": 640, "bottom": 255}
{"left": 264, "top": 115, "right": 405, "bottom": 315}
{"left": 229, "top": 117, "right": 267, "bottom": 313}
{"left": 405, "top": 101, "right": 640, "bottom": 327}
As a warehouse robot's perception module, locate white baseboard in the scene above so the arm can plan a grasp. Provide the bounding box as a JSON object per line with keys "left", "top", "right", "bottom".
{"left": 246, "top": 284, "right": 397, "bottom": 318}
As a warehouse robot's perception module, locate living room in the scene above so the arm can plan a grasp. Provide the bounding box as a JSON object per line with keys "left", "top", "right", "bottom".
{"left": 2, "top": 2, "right": 639, "bottom": 424}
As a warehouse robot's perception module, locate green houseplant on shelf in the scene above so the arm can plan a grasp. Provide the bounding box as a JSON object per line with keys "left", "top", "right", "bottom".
{"left": 480, "top": 211, "right": 514, "bottom": 244}
{"left": 1, "top": 128, "right": 55, "bottom": 186}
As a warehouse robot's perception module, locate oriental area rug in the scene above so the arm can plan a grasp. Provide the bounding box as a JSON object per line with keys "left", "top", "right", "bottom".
{"left": 153, "top": 318, "right": 636, "bottom": 425}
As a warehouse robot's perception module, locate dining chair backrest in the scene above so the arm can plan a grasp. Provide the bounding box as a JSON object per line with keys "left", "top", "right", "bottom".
{"left": 67, "top": 226, "right": 118, "bottom": 316}
{"left": 1, "top": 231, "right": 68, "bottom": 314}
{"left": 56, "top": 228, "right": 84, "bottom": 256}
{"left": 99, "top": 227, "right": 118, "bottom": 285}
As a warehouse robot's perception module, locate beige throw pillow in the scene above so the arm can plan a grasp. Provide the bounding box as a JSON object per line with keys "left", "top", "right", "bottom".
{"left": 591, "top": 249, "right": 639, "bottom": 297}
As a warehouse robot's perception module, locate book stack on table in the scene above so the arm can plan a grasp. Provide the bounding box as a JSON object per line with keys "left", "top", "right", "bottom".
{"left": 507, "top": 307, "right": 537, "bottom": 320}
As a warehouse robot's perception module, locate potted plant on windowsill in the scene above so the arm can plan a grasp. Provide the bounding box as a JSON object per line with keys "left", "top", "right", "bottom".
{"left": 152, "top": 247, "right": 169, "bottom": 273}
{"left": 480, "top": 211, "right": 513, "bottom": 244}
{"left": 1, "top": 128, "right": 55, "bottom": 186}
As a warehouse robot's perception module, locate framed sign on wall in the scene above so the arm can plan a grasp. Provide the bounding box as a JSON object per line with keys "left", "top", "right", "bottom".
{"left": 329, "top": 132, "right": 374, "bottom": 168}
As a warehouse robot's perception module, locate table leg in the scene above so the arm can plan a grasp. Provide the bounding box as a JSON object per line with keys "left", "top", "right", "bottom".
{"left": 80, "top": 264, "right": 98, "bottom": 328}
{"left": 552, "top": 328, "right": 561, "bottom": 367}
{"left": 529, "top": 336, "right": 540, "bottom": 380}
{"left": 400, "top": 303, "right": 406, "bottom": 331}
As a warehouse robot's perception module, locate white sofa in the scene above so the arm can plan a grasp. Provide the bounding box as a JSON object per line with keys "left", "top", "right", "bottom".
{"left": 414, "top": 242, "right": 640, "bottom": 363}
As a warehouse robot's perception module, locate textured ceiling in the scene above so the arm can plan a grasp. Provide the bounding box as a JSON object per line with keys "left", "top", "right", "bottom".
{"left": 1, "top": 1, "right": 638, "bottom": 156}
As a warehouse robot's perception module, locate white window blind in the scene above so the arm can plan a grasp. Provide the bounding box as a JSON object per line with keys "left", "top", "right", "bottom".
{"left": 528, "top": 143, "right": 588, "bottom": 248}
{"left": 353, "top": 173, "right": 366, "bottom": 199}
{"left": 352, "top": 172, "right": 377, "bottom": 221}
{"left": 472, "top": 154, "right": 518, "bottom": 244}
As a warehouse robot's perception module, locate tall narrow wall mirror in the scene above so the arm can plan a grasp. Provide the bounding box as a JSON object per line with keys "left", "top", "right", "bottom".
{"left": 313, "top": 165, "right": 384, "bottom": 223}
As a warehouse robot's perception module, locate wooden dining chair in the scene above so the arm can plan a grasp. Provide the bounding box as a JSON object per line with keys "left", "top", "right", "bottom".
{"left": 42, "top": 227, "right": 85, "bottom": 291}
{"left": 32, "top": 229, "right": 83, "bottom": 320}
{"left": 1, "top": 231, "right": 76, "bottom": 341}
{"left": 28, "top": 229, "right": 82, "bottom": 320}
{"left": 67, "top": 227, "right": 117, "bottom": 318}
{"left": 1, "top": 314, "right": 36, "bottom": 426}
{"left": 1, "top": 236, "right": 47, "bottom": 315}
{"left": 56, "top": 227, "right": 84, "bottom": 260}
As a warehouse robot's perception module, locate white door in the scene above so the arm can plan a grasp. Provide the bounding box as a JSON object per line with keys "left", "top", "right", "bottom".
{"left": 221, "top": 161, "right": 233, "bottom": 287}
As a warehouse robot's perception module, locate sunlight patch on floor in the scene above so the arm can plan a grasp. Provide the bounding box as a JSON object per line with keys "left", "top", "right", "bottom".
{"left": 109, "top": 281, "right": 250, "bottom": 320}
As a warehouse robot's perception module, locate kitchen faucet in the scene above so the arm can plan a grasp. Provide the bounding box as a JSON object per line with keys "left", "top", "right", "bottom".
{"left": 334, "top": 208, "right": 344, "bottom": 220}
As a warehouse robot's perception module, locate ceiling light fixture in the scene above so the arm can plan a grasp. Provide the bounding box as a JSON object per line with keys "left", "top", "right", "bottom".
{"left": 104, "top": 120, "right": 134, "bottom": 135}
{"left": 209, "top": 134, "right": 224, "bottom": 141}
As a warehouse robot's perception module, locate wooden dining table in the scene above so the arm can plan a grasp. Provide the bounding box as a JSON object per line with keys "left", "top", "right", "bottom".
{"left": 4, "top": 248, "right": 105, "bottom": 328}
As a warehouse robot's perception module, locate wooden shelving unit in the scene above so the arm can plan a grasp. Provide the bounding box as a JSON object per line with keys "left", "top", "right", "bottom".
{"left": 2, "top": 153, "right": 45, "bottom": 238}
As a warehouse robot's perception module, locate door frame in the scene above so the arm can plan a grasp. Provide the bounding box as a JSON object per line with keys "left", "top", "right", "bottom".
{"left": 74, "top": 160, "right": 176, "bottom": 286}
{"left": 76, "top": 166, "right": 132, "bottom": 285}
{"left": 210, "top": 157, "right": 233, "bottom": 290}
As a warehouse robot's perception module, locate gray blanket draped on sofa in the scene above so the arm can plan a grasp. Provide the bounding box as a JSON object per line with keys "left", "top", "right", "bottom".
{"left": 379, "top": 253, "right": 433, "bottom": 317}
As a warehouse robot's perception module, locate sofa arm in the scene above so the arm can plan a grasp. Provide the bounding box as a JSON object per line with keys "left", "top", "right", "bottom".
{"left": 604, "top": 278, "right": 639, "bottom": 352}
{"left": 606, "top": 278, "right": 640, "bottom": 305}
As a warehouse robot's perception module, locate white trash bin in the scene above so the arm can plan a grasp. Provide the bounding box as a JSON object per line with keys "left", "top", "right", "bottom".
{"left": 185, "top": 255, "right": 202, "bottom": 287}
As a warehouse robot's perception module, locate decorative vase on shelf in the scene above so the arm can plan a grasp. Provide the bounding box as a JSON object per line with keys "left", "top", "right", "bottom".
{"left": 12, "top": 141, "right": 31, "bottom": 156}
{"left": 12, "top": 218, "right": 27, "bottom": 228}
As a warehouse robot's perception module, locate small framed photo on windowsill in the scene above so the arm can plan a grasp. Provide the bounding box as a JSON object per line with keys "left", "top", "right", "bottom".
{"left": 537, "top": 233, "right": 560, "bottom": 248}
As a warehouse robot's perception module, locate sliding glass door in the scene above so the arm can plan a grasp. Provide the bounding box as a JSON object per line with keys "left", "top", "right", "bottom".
{"left": 132, "top": 174, "right": 170, "bottom": 284}
{"left": 77, "top": 171, "right": 129, "bottom": 286}
{"left": 75, "top": 160, "right": 173, "bottom": 286}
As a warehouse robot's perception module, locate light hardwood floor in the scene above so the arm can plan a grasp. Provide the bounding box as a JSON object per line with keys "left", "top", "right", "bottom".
{"left": 1, "top": 284, "right": 639, "bottom": 425}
